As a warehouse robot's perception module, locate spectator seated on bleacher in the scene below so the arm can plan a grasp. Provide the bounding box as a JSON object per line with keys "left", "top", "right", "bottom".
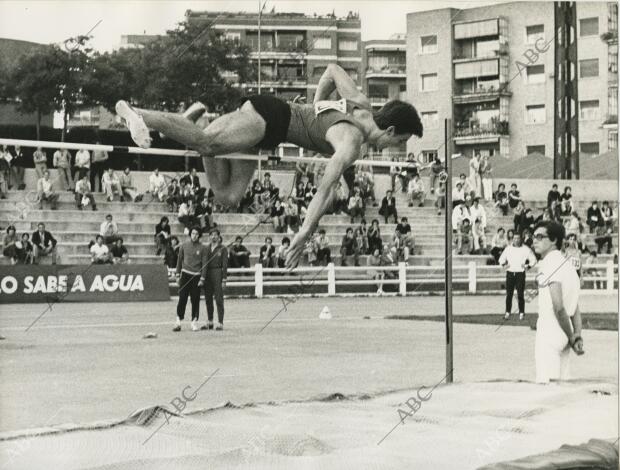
{"left": 522, "top": 228, "right": 534, "bottom": 249}
{"left": 101, "top": 168, "right": 122, "bottom": 202}
{"left": 37, "top": 170, "right": 59, "bottom": 210}
{"left": 259, "top": 237, "right": 276, "bottom": 268}
{"left": 354, "top": 228, "right": 368, "bottom": 257}
{"left": 367, "top": 248, "right": 385, "bottom": 294}
{"left": 0, "top": 146, "right": 10, "bottom": 198}
{"left": 90, "top": 235, "right": 111, "bottom": 265}
{"left": 178, "top": 180, "right": 193, "bottom": 205}
{"left": 340, "top": 228, "right": 360, "bottom": 267}
{"left": 587, "top": 201, "right": 603, "bottom": 234}
{"left": 535, "top": 208, "right": 553, "bottom": 225}
{"left": 154, "top": 216, "right": 171, "bottom": 255}
{"left": 178, "top": 200, "right": 197, "bottom": 233}
{"left": 453, "top": 182, "right": 465, "bottom": 208}
{"left": 315, "top": 230, "right": 332, "bottom": 266}
{"left": 457, "top": 219, "right": 472, "bottom": 255}
{"left": 111, "top": 238, "right": 129, "bottom": 264}
{"left": 304, "top": 182, "right": 317, "bottom": 207}
{"left": 166, "top": 179, "right": 181, "bottom": 212}
{"left": 380, "top": 244, "right": 397, "bottom": 281}
{"left": 195, "top": 196, "right": 214, "bottom": 233}
{"left": 120, "top": 167, "right": 143, "bottom": 203}
{"left": 429, "top": 157, "right": 444, "bottom": 195}
{"left": 270, "top": 198, "right": 285, "bottom": 233}
{"left": 594, "top": 225, "right": 613, "bottom": 254}
{"left": 601, "top": 201, "right": 615, "bottom": 229}
{"left": 356, "top": 164, "right": 377, "bottom": 207}
{"left": 396, "top": 217, "right": 414, "bottom": 253}
{"left": 348, "top": 187, "right": 365, "bottom": 224}
{"left": 165, "top": 236, "right": 180, "bottom": 274}
{"left": 407, "top": 174, "right": 426, "bottom": 207}
{"left": 75, "top": 174, "right": 98, "bottom": 211}
{"left": 547, "top": 184, "right": 560, "bottom": 209}
{"left": 283, "top": 197, "right": 300, "bottom": 234}
{"left": 564, "top": 211, "right": 582, "bottom": 238}
{"left": 262, "top": 172, "right": 279, "bottom": 199}
{"left": 470, "top": 197, "right": 487, "bottom": 231}
{"left": 100, "top": 214, "right": 120, "bottom": 245}
{"left": 333, "top": 181, "right": 349, "bottom": 215}
{"left": 516, "top": 206, "right": 535, "bottom": 236}
{"left": 276, "top": 237, "right": 290, "bottom": 268}
{"left": 3, "top": 225, "right": 18, "bottom": 264}
{"left": 15, "top": 233, "right": 34, "bottom": 265}
{"left": 32, "top": 223, "right": 58, "bottom": 265}
{"left": 435, "top": 182, "right": 446, "bottom": 215}
{"left": 471, "top": 219, "right": 487, "bottom": 254}
{"left": 512, "top": 201, "right": 525, "bottom": 233}
{"left": 493, "top": 183, "right": 509, "bottom": 216}
{"left": 368, "top": 219, "right": 382, "bottom": 254}
{"left": 229, "top": 236, "right": 251, "bottom": 269}
{"left": 490, "top": 228, "right": 507, "bottom": 264}
{"left": 378, "top": 190, "right": 398, "bottom": 224}
{"left": 559, "top": 186, "right": 573, "bottom": 216}
{"left": 358, "top": 220, "right": 369, "bottom": 252}
{"left": 182, "top": 168, "right": 206, "bottom": 201}
{"left": 148, "top": 168, "right": 167, "bottom": 202}
{"left": 507, "top": 183, "right": 521, "bottom": 211}
{"left": 584, "top": 251, "right": 604, "bottom": 288}
{"left": 390, "top": 229, "right": 410, "bottom": 263}
{"left": 458, "top": 173, "right": 475, "bottom": 200}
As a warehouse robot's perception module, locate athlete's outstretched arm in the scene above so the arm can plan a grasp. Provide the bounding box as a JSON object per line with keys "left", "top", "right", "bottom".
{"left": 286, "top": 125, "right": 363, "bottom": 268}
{"left": 314, "top": 64, "right": 370, "bottom": 108}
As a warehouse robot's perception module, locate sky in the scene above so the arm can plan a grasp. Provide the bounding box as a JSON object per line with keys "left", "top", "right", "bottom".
{"left": 0, "top": 0, "right": 500, "bottom": 52}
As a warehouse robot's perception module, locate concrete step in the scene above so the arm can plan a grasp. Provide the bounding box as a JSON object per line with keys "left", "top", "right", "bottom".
{"left": 0, "top": 199, "right": 169, "bottom": 213}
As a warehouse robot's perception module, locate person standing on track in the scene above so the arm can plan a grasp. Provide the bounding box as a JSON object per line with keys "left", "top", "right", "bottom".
{"left": 499, "top": 232, "right": 537, "bottom": 320}
{"left": 531, "top": 221, "right": 584, "bottom": 383}
{"left": 174, "top": 226, "right": 207, "bottom": 332}
{"left": 201, "top": 228, "right": 228, "bottom": 331}
{"left": 116, "top": 63, "right": 423, "bottom": 268}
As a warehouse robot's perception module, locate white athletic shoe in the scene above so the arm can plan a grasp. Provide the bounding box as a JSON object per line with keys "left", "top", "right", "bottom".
{"left": 519, "top": 313, "right": 524, "bottom": 321}
{"left": 377, "top": 288, "right": 384, "bottom": 295}
{"left": 191, "top": 320, "right": 199, "bottom": 331}
{"left": 115, "top": 100, "right": 152, "bottom": 149}
{"left": 504, "top": 312, "right": 510, "bottom": 320}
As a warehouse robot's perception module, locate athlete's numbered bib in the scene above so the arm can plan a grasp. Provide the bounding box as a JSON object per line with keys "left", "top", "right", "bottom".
{"left": 314, "top": 99, "right": 347, "bottom": 115}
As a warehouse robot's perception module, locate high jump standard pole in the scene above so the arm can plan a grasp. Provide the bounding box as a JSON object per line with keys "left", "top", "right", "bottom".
{"left": 444, "top": 118, "right": 454, "bottom": 383}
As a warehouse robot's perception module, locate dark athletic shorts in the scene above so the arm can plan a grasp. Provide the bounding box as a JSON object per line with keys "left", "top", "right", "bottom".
{"left": 240, "top": 95, "right": 292, "bottom": 150}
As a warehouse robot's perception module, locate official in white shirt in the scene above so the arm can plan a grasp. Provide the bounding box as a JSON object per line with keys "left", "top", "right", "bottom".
{"left": 499, "top": 232, "right": 537, "bottom": 320}
{"left": 531, "top": 221, "right": 584, "bottom": 384}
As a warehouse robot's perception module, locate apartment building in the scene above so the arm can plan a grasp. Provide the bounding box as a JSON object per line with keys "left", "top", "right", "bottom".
{"left": 407, "top": 1, "right": 618, "bottom": 164}
{"left": 186, "top": 10, "right": 362, "bottom": 103}
{"left": 362, "top": 35, "right": 407, "bottom": 109}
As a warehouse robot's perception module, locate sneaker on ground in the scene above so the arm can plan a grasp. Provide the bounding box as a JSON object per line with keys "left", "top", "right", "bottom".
{"left": 115, "top": 100, "right": 152, "bottom": 149}
{"left": 377, "top": 288, "right": 384, "bottom": 295}
{"left": 504, "top": 312, "right": 510, "bottom": 320}
{"left": 172, "top": 325, "right": 181, "bottom": 332}
{"left": 191, "top": 320, "right": 199, "bottom": 331}
{"left": 519, "top": 313, "right": 524, "bottom": 320}
{"left": 215, "top": 323, "right": 223, "bottom": 331}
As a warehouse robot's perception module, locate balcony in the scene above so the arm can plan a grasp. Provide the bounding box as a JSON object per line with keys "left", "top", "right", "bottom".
{"left": 365, "top": 65, "right": 406, "bottom": 79}
{"left": 369, "top": 96, "right": 389, "bottom": 107}
{"left": 453, "top": 44, "right": 508, "bottom": 63}
{"left": 453, "top": 84, "right": 512, "bottom": 104}
{"left": 603, "top": 114, "right": 618, "bottom": 129}
{"left": 453, "top": 120, "right": 509, "bottom": 144}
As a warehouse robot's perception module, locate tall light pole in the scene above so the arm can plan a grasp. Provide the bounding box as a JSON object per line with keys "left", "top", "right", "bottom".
{"left": 257, "top": 0, "right": 267, "bottom": 95}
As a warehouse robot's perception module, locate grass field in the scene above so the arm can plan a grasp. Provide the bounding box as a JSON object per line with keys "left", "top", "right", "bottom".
{"left": 0, "top": 294, "right": 617, "bottom": 469}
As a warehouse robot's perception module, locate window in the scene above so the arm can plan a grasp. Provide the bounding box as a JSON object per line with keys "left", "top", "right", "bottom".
{"left": 421, "top": 111, "right": 439, "bottom": 129}
{"left": 580, "top": 17, "right": 599, "bottom": 36}
{"left": 527, "top": 145, "right": 546, "bottom": 156}
{"left": 368, "top": 83, "right": 389, "bottom": 98}
{"left": 580, "top": 142, "right": 599, "bottom": 155}
{"left": 526, "top": 64, "right": 545, "bottom": 84}
{"left": 338, "top": 39, "right": 358, "bottom": 51}
{"left": 526, "top": 24, "right": 545, "bottom": 43}
{"left": 345, "top": 68, "right": 358, "bottom": 81}
{"left": 579, "top": 100, "right": 599, "bottom": 120}
{"left": 224, "top": 32, "right": 240, "bottom": 44}
{"left": 420, "top": 35, "right": 437, "bottom": 54}
{"left": 399, "top": 83, "right": 407, "bottom": 92}
{"left": 313, "top": 36, "right": 331, "bottom": 49}
{"left": 609, "top": 131, "right": 618, "bottom": 150}
{"left": 609, "top": 47, "right": 618, "bottom": 73}
{"left": 580, "top": 59, "right": 599, "bottom": 78}
{"left": 526, "top": 104, "right": 546, "bottom": 124}
{"left": 609, "top": 86, "right": 618, "bottom": 116}
{"left": 420, "top": 73, "right": 438, "bottom": 91}
{"left": 368, "top": 55, "right": 388, "bottom": 70}
{"left": 421, "top": 150, "right": 438, "bottom": 163}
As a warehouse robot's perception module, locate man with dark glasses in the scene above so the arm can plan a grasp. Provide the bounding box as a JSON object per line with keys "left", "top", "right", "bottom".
{"left": 531, "top": 221, "right": 584, "bottom": 384}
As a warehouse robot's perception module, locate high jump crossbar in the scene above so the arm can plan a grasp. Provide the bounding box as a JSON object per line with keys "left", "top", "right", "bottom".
{"left": 0, "top": 138, "right": 407, "bottom": 168}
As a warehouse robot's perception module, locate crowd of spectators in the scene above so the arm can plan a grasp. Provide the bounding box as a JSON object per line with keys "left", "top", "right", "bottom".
{"left": 87, "top": 213, "right": 131, "bottom": 264}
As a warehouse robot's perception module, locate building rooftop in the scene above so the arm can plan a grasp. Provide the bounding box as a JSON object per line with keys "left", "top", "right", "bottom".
{"left": 186, "top": 9, "right": 361, "bottom": 27}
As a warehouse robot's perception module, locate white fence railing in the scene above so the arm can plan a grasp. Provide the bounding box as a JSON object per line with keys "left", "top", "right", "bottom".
{"left": 213, "top": 261, "right": 618, "bottom": 297}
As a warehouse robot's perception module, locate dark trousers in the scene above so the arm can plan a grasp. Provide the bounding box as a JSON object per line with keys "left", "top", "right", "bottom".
{"left": 205, "top": 270, "right": 224, "bottom": 324}
{"left": 177, "top": 272, "right": 201, "bottom": 320}
{"left": 505, "top": 271, "right": 525, "bottom": 314}
{"left": 91, "top": 161, "right": 106, "bottom": 192}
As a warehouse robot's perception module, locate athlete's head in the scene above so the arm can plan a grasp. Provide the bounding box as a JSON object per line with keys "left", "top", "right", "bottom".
{"left": 373, "top": 100, "right": 423, "bottom": 150}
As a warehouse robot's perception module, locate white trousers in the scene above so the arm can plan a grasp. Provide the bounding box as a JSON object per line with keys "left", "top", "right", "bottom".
{"left": 535, "top": 330, "right": 571, "bottom": 383}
